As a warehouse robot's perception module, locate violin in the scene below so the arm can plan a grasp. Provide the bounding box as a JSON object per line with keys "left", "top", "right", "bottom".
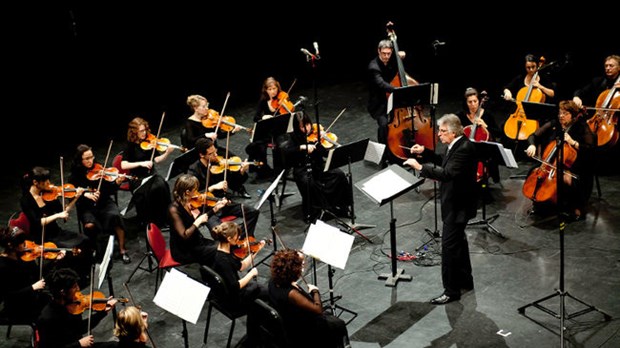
{"left": 307, "top": 124, "right": 340, "bottom": 149}
{"left": 189, "top": 191, "right": 220, "bottom": 208}
{"left": 140, "top": 133, "right": 187, "bottom": 152}
{"left": 201, "top": 109, "right": 252, "bottom": 133}
{"left": 20, "top": 240, "right": 80, "bottom": 262}
{"left": 41, "top": 183, "right": 92, "bottom": 202}
{"left": 66, "top": 290, "right": 128, "bottom": 315}
{"left": 209, "top": 156, "right": 263, "bottom": 175}
{"left": 270, "top": 91, "right": 295, "bottom": 115}
{"left": 232, "top": 237, "right": 272, "bottom": 259}
{"left": 522, "top": 138, "right": 578, "bottom": 204}
{"left": 86, "top": 163, "right": 136, "bottom": 182}
{"left": 586, "top": 75, "right": 620, "bottom": 147}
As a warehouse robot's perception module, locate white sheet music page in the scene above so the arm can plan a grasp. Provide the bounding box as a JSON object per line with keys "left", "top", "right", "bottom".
{"left": 364, "top": 141, "right": 386, "bottom": 165}
{"left": 361, "top": 169, "right": 410, "bottom": 202}
{"left": 153, "top": 268, "right": 210, "bottom": 324}
{"left": 302, "top": 220, "right": 354, "bottom": 270}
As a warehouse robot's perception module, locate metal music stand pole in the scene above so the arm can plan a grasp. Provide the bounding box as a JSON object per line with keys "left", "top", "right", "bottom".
{"left": 327, "top": 264, "right": 357, "bottom": 325}
{"left": 517, "top": 133, "right": 611, "bottom": 346}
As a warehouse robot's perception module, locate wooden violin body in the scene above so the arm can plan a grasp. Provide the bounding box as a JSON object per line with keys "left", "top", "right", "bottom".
{"left": 20, "top": 240, "right": 80, "bottom": 262}
{"left": 140, "top": 134, "right": 187, "bottom": 152}
{"left": 232, "top": 237, "right": 271, "bottom": 259}
{"left": 86, "top": 163, "right": 135, "bottom": 182}
{"left": 66, "top": 290, "right": 128, "bottom": 315}
{"left": 522, "top": 140, "right": 577, "bottom": 203}
{"left": 587, "top": 82, "right": 620, "bottom": 147}
{"left": 271, "top": 91, "right": 295, "bottom": 115}
{"left": 42, "top": 184, "right": 91, "bottom": 201}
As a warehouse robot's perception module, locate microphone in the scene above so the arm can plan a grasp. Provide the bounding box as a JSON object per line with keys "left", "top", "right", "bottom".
{"left": 432, "top": 40, "right": 445, "bottom": 47}
{"left": 300, "top": 48, "right": 317, "bottom": 61}
{"left": 294, "top": 96, "right": 308, "bottom": 107}
{"left": 313, "top": 41, "right": 320, "bottom": 58}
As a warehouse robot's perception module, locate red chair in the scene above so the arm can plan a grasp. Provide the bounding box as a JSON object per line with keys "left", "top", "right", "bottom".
{"left": 8, "top": 211, "right": 30, "bottom": 233}
{"left": 146, "top": 223, "right": 181, "bottom": 295}
{"left": 112, "top": 151, "right": 132, "bottom": 201}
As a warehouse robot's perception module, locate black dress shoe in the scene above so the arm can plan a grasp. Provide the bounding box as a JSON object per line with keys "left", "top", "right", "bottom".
{"left": 430, "top": 294, "right": 459, "bottom": 305}
{"left": 236, "top": 187, "right": 251, "bottom": 199}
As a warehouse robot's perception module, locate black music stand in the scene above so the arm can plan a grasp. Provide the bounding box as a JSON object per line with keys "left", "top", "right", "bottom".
{"left": 323, "top": 138, "right": 374, "bottom": 242}
{"left": 356, "top": 164, "right": 425, "bottom": 287}
{"left": 165, "top": 147, "right": 198, "bottom": 181}
{"left": 253, "top": 170, "right": 286, "bottom": 267}
{"left": 251, "top": 113, "right": 296, "bottom": 203}
{"left": 467, "top": 141, "right": 517, "bottom": 238}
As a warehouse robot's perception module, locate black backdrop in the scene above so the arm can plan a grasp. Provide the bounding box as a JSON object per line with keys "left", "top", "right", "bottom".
{"left": 4, "top": 3, "right": 613, "bottom": 179}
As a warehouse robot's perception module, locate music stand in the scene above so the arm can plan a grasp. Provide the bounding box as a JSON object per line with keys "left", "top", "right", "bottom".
{"left": 467, "top": 141, "right": 518, "bottom": 238}
{"left": 252, "top": 170, "right": 286, "bottom": 267}
{"left": 165, "top": 147, "right": 198, "bottom": 181}
{"left": 323, "top": 138, "right": 374, "bottom": 242}
{"left": 356, "top": 164, "right": 425, "bottom": 287}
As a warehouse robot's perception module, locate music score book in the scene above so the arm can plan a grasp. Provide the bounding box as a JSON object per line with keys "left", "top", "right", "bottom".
{"left": 154, "top": 268, "right": 210, "bottom": 325}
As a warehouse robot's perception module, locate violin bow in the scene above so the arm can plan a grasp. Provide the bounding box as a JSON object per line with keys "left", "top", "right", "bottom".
{"left": 149, "top": 112, "right": 166, "bottom": 167}
{"left": 39, "top": 222, "right": 45, "bottom": 279}
{"left": 96, "top": 140, "right": 114, "bottom": 194}
{"left": 324, "top": 108, "right": 346, "bottom": 134}
{"left": 223, "top": 132, "right": 230, "bottom": 191}
{"left": 123, "top": 283, "right": 158, "bottom": 348}
{"left": 202, "top": 160, "right": 212, "bottom": 215}
{"left": 240, "top": 204, "right": 255, "bottom": 270}
{"left": 214, "top": 92, "right": 231, "bottom": 134}
{"left": 60, "top": 157, "right": 66, "bottom": 213}
{"left": 87, "top": 264, "right": 96, "bottom": 336}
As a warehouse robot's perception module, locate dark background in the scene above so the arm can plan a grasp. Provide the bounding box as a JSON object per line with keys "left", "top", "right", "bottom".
{"left": 3, "top": 3, "right": 614, "bottom": 181}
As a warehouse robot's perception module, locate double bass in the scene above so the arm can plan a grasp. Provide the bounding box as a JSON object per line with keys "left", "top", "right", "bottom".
{"left": 586, "top": 75, "right": 620, "bottom": 147}
{"left": 504, "top": 56, "right": 547, "bottom": 140}
{"left": 385, "top": 22, "right": 434, "bottom": 160}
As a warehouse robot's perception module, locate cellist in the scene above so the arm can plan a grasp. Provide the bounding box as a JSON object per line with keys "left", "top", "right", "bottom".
{"left": 524, "top": 100, "right": 595, "bottom": 221}
{"left": 367, "top": 38, "right": 419, "bottom": 165}
{"left": 572, "top": 55, "right": 620, "bottom": 109}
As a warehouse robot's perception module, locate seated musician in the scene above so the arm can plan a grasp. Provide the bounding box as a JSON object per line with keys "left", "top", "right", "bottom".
{"left": 37, "top": 267, "right": 118, "bottom": 348}
{"left": 189, "top": 137, "right": 251, "bottom": 199}
{"left": 244, "top": 77, "right": 294, "bottom": 179}
{"left": 99, "top": 306, "right": 151, "bottom": 347}
{"left": 121, "top": 117, "right": 177, "bottom": 228}
{"left": 572, "top": 54, "right": 619, "bottom": 108}
{"left": 183, "top": 94, "right": 243, "bottom": 152}
{"left": 525, "top": 100, "right": 596, "bottom": 221}
{"left": 187, "top": 139, "right": 259, "bottom": 238}
{"left": 279, "top": 111, "right": 351, "bottom": 221}
{"left": 456, "top": 87, "right": 501, "bottom": 183}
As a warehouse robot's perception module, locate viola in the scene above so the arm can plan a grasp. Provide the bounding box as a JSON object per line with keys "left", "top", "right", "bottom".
{"left": 384, "top": 22, "right": 434, "bottom": 160}
{"left": 41, "top": 183, "right": 92, "bottom": 202}
{"left": 232, "top": 237, "right": 272, "bottom": 259}
{"left": 522, "top": 139, "right": 578, "bottom": 204}
{"left": 209, "top": 156, "right": 263, "bottom": 175}
{"left": 140, "top": 133, "right": 187, "bottom": 152}
{"left": 586, "top": 75, "right": 620, "bottom": 147}
{"left": 20, "top": 240, "right": 80, "bottom": 262}
{"left": 270, "top": 91, "right": 295, "bottom": 115}
{"left": 66, "top": 290, "right": 128, "bottom": 315}
{"left": 504, "top": 56, "right": 548, "bottom": 140}
{"left": 86, "top": 163, "right": 136, "bottom": 182}
{"left": 201, "top": 109, "right": 252, "bottom": 133}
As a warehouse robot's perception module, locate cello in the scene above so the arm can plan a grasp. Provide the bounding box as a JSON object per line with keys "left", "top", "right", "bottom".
{"left": 504, "top": 56, "right": 547, "bottom": 140}
{"left": 385, "top": 22, "right": 434, "bottom": 160}
{"left": 463, "top": 91, "right": 490, "bottom": 182}
{"left": 586, "top": 75, "right": 620, "bottom": 147}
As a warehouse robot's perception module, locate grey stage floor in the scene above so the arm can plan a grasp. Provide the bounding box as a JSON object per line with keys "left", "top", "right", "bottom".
{"left": 2, "top": 81, "right": 620, "bottom": 347}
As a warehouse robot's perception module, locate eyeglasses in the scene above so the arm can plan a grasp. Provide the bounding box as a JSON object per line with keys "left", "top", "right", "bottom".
{"left": 438, "top": 128, "right": 449, "bottom": 134}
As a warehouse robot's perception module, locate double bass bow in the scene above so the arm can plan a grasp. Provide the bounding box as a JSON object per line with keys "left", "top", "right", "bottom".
{"left": 385, "top": 21, "right": 434, "bottom": 160}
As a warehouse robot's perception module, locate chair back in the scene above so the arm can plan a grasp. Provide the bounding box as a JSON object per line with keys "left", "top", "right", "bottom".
{"left": 112, "top": 152, "right": 132, "bottom": 191}
{"left": 146, "top": 223, "right": 167, "bottom": 263}
{"left": 200, "top": 265, "right": 229, "bottom": 302}
{"left": 251, "top": 298, "right": 290, "bottom": 348}
{"left": 8, "top": 212, "right": 30, "bottom": 234}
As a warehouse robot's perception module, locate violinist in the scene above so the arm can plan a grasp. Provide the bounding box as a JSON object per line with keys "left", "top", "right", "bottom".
{"left": 168, "top": 174, "right": 226, "bottom": 266}
{"left": 121, "top": 117, "right": 174, "bottom": 228}
{"left": 525, "top": 100, "right": 596, "bottom": 221}
{"left": 20, "top": 166, "right": 94, "bottom": 287}
{"left": 211, "top": 221, "right": 268, "bottom": 346}
{"left": 572, "top": 55, "right": 620, "bottom": 108}
{"left": 69, "top": 144, "right": 131, "bottom": 264}
{"left": 0, "top": 226, "right": 51, "bottom": 324}
{"left": 183, "top": 94, "right": 242, "bottom": 152}
{"left": 455, "top": 87, "right": 501, "bottom": 183}
{"left": 99, "top": 306, "right": 151, "bottom": 347}
{"left": 189, "top": 137, "right": 251, "bottom": 199}
{"left": 367, "top": 38, "right": 418, "bottom": 164}
{"left": 267, "top": 249, "right": 350, "bottom": 348}
{"left": 280, "top": 111, "right": 351, "bottom": 221}
{"left": 244, "top": 77, "right": 293, "bottom": 179}
{"left": 37, "top": 267, "right": 118, "bottom": 348}
{"left": 187, "top": 139, "right": 259, "bottom": 238}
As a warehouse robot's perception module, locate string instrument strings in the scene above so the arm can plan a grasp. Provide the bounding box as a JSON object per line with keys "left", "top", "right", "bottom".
{"left": 123, "top": 282, "right": 158, "bottom": 348}
{"left": 586, "top": 74, "right": 620, "bottom": 147}
{"left": 149, "top": 112, "right": 166, "bottom": 166}
{"left": 272, "top": 78, "right": 297, "bottom": 117}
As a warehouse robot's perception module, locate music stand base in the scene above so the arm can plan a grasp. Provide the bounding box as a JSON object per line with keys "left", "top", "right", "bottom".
{"left": 378, "top": 269, "right": 412, "bottom": 287}
{"left": 125, "top": 251, "right": 158, "bottom": 284}
{"left": 467, "top": 214, "right": 504, "bottom": 238}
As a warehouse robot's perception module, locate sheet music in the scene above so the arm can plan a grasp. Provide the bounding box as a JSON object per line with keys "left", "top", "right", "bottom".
{"left": 485, "top": 141, "right": 518, "bottom": 168}
{"left": 364, "top": 141, "right": 385, "bottom": 165}
{"left": 153, "top": 268, "right": 210, "bottom": 325}
{"left": 302, "top": 220, "right": 354, "bottom": 270}
{"left": 361, "top": 170, "right": 411, "bottom": 202}
{"left": 97, "top": 236, "right": 115, "bottom": 289}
